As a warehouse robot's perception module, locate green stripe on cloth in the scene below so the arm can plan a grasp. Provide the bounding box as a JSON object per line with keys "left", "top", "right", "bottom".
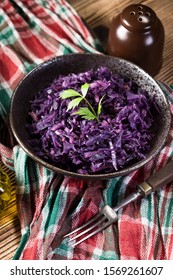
{"left": 0, "top": 88, "right": 12, "bottom": 116}
{"left": 0, "top": 26, "right": 17, "bottom": 45}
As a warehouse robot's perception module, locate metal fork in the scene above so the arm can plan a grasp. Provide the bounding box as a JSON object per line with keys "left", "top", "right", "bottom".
{"left": 63, "top": 160, "right": 173, "bottom": 246}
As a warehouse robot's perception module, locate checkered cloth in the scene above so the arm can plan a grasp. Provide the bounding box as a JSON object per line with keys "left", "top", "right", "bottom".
{"left": 0, "top": 0, "right": 173, "bottom": 260}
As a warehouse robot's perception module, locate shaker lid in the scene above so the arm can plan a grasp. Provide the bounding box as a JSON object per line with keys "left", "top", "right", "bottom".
{"left": 121, "top": 4, "right": 157, "bottom": 32}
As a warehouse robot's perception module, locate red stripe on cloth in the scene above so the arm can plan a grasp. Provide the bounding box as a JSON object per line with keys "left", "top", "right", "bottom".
{"left": 168, "top": 234, "right": 173, "bottom": 259}
{"left": 73, "top": 14, "right": 89, "bottom": 38}
{"left": 30, "top": 4, "right": 74, "bottom": 42}
{"left": 19, "top": 0, "right": 81, "bottom": 46}
{"left": 1, "top": 1, "right": 55, "bottom": 60}
{"left": 119, "top": 220, "right": 143, "bottom": 259}
{"left": 60, "top": 0, "right": 90, "bottom": 38}
{"left": 0, "top": 51, "right": 19, "bottom": 81}
{"left": 0, "top": 144, "right": 13, "bottom": 165}
{"left": 20, "top": 1, "right": 73, "bottom": 42}
{"left": 20, "top": 240, "right": 39, "bottom": 260}
{"left": 39, "top": 0, "right": 91, "bottom": 43}
{"left": 0, "top": 45, "right": 25, "bottom": 89}
{"left": 0, "top": 0, "right": 10, "bottom": 10}
{"left": 21, "top": 35, "right": 53, "bottom": 59}
{"left": 42, "top": 21, "right": 74, "bottom": 42}
{"left": 147, "top": 226, "right": 166, "bottom": 260}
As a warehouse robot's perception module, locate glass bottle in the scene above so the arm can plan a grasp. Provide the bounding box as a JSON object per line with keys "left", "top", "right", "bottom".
{"left": 0, "top": 166, "right": 11, "bottom": 212}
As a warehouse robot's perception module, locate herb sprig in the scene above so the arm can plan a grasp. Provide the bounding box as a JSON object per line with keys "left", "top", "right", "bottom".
{"left": 60, "top": 83, "right": 104, "bottom": 122}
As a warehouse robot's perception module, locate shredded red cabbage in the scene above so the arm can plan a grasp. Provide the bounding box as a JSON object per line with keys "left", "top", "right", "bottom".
{"left": 27, "top": 67, "right": 159, "bottom": 174}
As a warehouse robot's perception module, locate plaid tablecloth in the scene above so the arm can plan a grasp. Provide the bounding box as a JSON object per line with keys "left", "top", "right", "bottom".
{"left": 0, "top": 0, "right": 173, "bottom": 260}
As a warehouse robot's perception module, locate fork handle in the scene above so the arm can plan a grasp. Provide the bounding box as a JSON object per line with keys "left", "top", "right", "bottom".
{"left": 139, "top": 160, "right": 173, "bottom": 196}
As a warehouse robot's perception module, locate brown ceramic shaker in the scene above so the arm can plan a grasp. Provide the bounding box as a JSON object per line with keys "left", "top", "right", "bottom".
{"left": 107, "top": 4, "right": 165, "bottom": 76}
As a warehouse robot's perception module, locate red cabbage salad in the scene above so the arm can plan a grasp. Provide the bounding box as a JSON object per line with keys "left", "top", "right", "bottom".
{"left": 27, "top": 66, "right": 159, "bottom": 174}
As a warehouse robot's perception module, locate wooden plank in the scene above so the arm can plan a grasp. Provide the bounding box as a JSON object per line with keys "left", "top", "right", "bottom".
{"left": 68, "top": 0, "right": 173, "bottom": 84}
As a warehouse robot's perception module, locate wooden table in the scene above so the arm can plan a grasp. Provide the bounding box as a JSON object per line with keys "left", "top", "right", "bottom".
{"left": 69, "top": 0, "right": 173, "bottom": 84}
{"left": 0, "top": 0, "right": 173, "bottom": 260}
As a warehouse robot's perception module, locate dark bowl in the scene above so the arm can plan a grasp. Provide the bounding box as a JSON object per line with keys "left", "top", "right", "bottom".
{"left": 9, "top": 53, "right": 171, "bottom": 179}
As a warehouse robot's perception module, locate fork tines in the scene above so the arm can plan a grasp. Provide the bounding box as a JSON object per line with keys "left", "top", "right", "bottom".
{"left": 63, "top": 205, "right": 118, "bottom": 246}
